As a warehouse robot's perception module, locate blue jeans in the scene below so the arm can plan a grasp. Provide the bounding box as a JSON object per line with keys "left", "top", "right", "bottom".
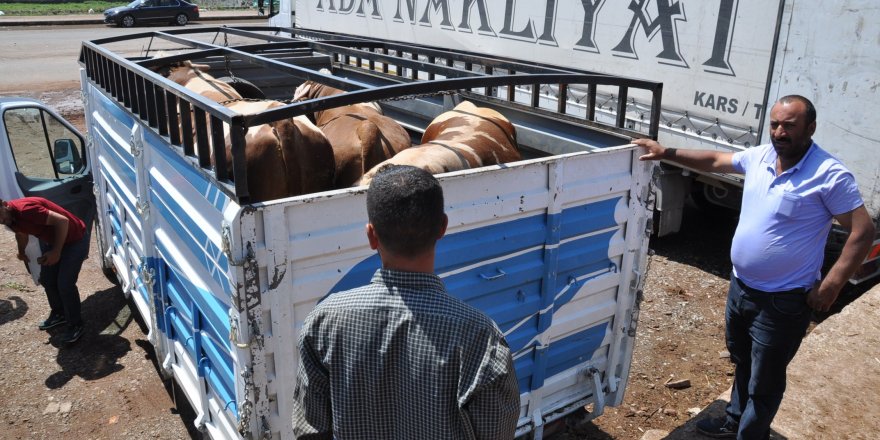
{"left": 39, "top": 232, "right": 90, "bottom": 327}
{"left": 724, "top": 276, "right": 812, "bottom": 440}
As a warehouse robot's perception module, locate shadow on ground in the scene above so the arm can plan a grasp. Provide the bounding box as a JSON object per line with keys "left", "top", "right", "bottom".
{"left": 45, "top": 286, "right": 132, "bottom": 387}
{"left": 663, "top": 397, "right": 788, "bottom": 439}
{"left": 0, "top": 295, "right": 29, "bottom": 326}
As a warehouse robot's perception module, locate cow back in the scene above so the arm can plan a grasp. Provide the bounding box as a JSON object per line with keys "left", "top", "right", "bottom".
{"left": 421, "top": 101, "right": 520, "bottom": 165}
{"left": 221, "top": 100, "right": 335, "bottom": 202}
{"left": 357, "top": 102, "right": 521, "bottom": 187}
{"left": 293, "top": 80, "right": 411, "bottom": 188}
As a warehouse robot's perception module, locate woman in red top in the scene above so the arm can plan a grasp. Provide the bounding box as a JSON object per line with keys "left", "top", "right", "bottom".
{"left": 0, "top": 197, "right": 89, "bottom": 344}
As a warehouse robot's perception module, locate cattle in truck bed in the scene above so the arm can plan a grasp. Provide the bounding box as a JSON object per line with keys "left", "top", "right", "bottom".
{"left": 357, "top": 101, "right": 521, "bottom": 186}
{"left": 293, "top": 77, "right": 413, "bottom": 188}
{"left": 157, "top": 61, "right": 336, "bottom": 202}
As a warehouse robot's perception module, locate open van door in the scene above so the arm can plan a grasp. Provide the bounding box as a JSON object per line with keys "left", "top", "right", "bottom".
{"left": 0, "top": 98, "right": 95, "bottom": 284}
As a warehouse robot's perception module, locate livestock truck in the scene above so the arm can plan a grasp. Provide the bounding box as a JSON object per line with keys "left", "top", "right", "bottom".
{"left": 0, "top": 25, "right": 661, "bottom": 439}
{"left": 271, "top": 0, "right": 880, "bottom": 283}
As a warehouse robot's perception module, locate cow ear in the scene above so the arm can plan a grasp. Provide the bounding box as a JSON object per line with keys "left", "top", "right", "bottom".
{"left": 293, "top": 83, "right": 311, "bottom": 101}
{"left": 191, "top": 63, "right": 211, "bottom": 72}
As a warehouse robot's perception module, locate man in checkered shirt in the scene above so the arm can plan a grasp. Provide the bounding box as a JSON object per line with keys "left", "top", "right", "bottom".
{"left": 292, "top": 165, "right": 520, "bottom": 439}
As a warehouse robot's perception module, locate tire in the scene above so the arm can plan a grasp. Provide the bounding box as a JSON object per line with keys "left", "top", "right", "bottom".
{"left": 175, "top": 13, "right": 188, "bottom": 26}
{"left": 217, "top": 76, "right": 266, "bottom": 99}
{"left": 121, "top": 15, "right": 136, "bottom": 28}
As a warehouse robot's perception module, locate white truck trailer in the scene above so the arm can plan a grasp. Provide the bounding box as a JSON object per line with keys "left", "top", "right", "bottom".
{"left": 271, "top": 0, "right": 880, "bottom": 282}
{"left": 1, "top": 26, "right": 661, "bottom": 439}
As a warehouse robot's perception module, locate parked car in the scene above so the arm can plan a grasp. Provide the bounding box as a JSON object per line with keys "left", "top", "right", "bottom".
{"left": 104, "top": 0, "right": 199, "bottom": 27}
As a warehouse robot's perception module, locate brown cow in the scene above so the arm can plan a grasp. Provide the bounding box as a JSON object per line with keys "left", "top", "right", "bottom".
{"left": 293, "top": 78, "right": 412, "bottom": 188}
{"left": 154, "top": 61, "right": 335, "bottom": 202}
{"left": 220, "top": 100, "right": 336, "bottom": 202}
{"left": 356, "top": 101, "right": 520, "bottom": 186}
{"left": 163, "top": 61, "right": 242, "bottom": 103}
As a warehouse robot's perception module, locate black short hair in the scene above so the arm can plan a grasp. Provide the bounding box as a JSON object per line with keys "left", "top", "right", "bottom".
{"left": 367, "top": 165, "right": 445, "bottom": 257}
{"left": 778, "top": 95, "right": 817, "bottom": 124}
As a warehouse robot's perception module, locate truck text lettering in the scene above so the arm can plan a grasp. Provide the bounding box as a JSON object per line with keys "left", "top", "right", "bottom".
{"left": 694, "top": 91, "right": 739, "bottom": 115}
{"left": 314, "top": 0, "right": 740, "bottom": 76}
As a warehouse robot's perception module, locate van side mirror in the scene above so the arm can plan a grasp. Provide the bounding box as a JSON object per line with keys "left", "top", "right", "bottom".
{"left": 54, "top": 138, "right": 83, "bottom": 175}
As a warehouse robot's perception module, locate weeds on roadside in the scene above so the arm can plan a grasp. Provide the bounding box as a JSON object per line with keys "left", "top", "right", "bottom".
{"left": 2, "top": 281, "right": 30, "bottom": 291}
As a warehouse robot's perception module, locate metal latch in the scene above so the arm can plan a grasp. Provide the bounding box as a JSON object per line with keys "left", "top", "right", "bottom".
{"left": 129, "top": 129, "right": 142, "bottom": 157}
{"left": 229, "top": 311, "right": 250, "bottom": 349}
{"left": 135, "top": 196, "right": 150, "bottom": 219}
{"left": 221, "top": 222, "right": 253, "bottom": 267}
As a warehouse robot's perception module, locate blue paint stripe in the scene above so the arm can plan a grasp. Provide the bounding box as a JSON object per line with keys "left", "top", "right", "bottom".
{"left": 94, "top": 124, "right": 135, "bottom": 182}
{"left": 201, "top": 331, "right": 235, "bottom": 411}
{"left": 558, "top": 197, "right": 620, "bottom": 240}
{"left": 513, "top": 353, "right": 535, "bottom": 393}
{"left": 98, "top": 166, "right": 136, "bottom": 222}
{"left": 168, "top": 306, "right": 196, "bottom": 355}
{"left": 553, "top": 231, "right": 618, "bottom": 312}
{"left": 331, "top": 198, "right": 619, "bottom": 394}
{"left": 95, "top": 89, "right": 136, "bottom": 128}
{"left": 204, "top": 361, "right": 236, "bottom": 416}
{"left": 157, "top": 246, "right": 236, "bottom": 417}
{"left": 157, "top": 240, "right": 231, "bottom": 340}
{"left": 544, "top": 323, "right": 608, "bottom": 379}
{"left": 150, "top": 181, "right": 231, "bottom": 295}
{"left": 436, "top": 215, "right": 547, "bottom": 275}
{"left": 145, "top": 127, "right": 231, "bottom": 213}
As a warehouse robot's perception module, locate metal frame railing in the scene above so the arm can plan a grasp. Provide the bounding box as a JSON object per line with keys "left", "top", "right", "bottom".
{"left": 79, "top": 27, "right": 662, "bottom": 203}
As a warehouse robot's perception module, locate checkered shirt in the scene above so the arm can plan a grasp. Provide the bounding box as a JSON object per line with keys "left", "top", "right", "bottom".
{"left": 292, "top": 269, "right": 520, "bottom": 440}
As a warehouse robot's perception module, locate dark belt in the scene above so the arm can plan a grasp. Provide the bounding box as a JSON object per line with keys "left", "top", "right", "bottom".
{"left": 734, "top": 276, "right": 811, "bottom": 295}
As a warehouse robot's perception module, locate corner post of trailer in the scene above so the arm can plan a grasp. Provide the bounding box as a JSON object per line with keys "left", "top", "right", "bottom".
{"left": 227, "top": 210, "right": 270, "bottom": 439}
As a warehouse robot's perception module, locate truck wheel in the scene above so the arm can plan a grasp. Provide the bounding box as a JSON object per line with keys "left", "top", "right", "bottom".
{"left": 121, "top": 15, "right": 136, "bottom": 28}
{"left": 217, "top": 77, "right": 266, "bottom": 99}
{"left": 175, "top": 13, "right": 188, "bottom": 26}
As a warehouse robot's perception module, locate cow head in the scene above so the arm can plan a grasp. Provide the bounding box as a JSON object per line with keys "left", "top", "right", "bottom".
{"left": 164, "top": 61, "right": 213, "bottom": 87}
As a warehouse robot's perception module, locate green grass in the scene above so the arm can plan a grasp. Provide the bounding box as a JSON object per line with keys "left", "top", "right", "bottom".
{"left": 0, "top": 1, "right": 121, "bottom": 15}
{"left": 0, "top": 1, "right": 252, "bottom": 15}
{"left": 2, "top": 281, "right": 29, "bottom": 291}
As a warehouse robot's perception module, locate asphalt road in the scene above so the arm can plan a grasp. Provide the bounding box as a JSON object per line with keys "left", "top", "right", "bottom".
{"left": 0, "top": 20, "right": 261, "bottom": 93}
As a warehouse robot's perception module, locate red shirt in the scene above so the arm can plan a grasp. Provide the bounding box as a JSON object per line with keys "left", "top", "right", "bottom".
{"left": 7, "top": 197, "right": 86, "bottom": 244}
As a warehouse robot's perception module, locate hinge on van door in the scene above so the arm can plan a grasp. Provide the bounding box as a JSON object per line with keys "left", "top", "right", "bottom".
{"left": 135, "top": 196, "right": 150, "bottom": 219}
{"left": 229, "top": 311, "right": 250, "bottom": 349}
{"left": 221, "top": 222, "right": 253, "bottom": 267}
{"left": 140, "top": 262, "right": 155, "bottom": 289}
{"left": 129, "top": 132, "right": 143, "bottom": 157}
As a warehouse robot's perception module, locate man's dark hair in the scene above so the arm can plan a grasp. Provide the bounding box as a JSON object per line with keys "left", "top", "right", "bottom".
{"left": 367, "top": 165, "right": 445, "bottom": 257}
{"left": 778, "top": 95, "right": 817, "bottom": 124}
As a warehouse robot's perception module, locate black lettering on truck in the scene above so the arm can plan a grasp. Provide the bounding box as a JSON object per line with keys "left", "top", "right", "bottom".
{"left": 611, "top": 0, "right": 688, "bottom": 68}
{"left": 694, "top": 91, "right": 739, "bottom": 114}
{"left": 574, "top": 0, "right": 607, "bottom": 53}
{"left": 458, "top": 0, "right": 494, "bottom": 34}
{"left": 317, "top": 0, "right": 382, "bottom": 18}
{"left": 703, "top": 0, "right": 739, "bottom": 76}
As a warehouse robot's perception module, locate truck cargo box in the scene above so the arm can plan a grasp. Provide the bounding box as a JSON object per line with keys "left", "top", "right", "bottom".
{"left": 75, "top": 27, "right": 661, "bottom": 439}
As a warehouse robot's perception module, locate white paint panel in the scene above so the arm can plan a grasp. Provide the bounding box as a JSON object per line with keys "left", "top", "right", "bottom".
{"left": 295, "top": 0, "right": 782, "bottom": 131}
{"left": 766, "top": 0, "right": 880, "bottom": 218}
{"left": 251, "top": 144, "right": 652, "bottom": 438}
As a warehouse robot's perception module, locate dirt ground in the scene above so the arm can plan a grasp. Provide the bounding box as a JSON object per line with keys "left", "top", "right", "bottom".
{"left": 0, "top": 86, "right": 874, "bottom": 440}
